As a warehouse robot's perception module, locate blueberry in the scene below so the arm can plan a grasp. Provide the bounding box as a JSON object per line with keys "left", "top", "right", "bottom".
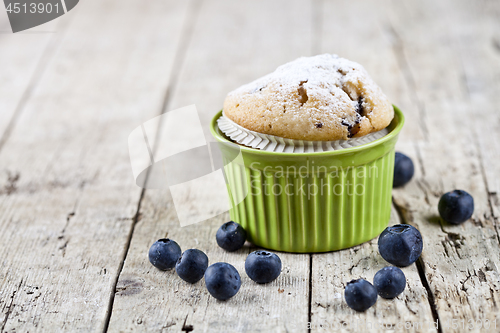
{"left": 373, "top": 266, "right": 406, "bottom": 299}
{"left": 148, "top": 238, "right": 182, "bottom": 270}
{"left": 245, "top": 250, "right": 282, "bottom": 284}
{"left": 344, "top": 279, "right": 378, "bottom": 312}
{"left": 204, "top": 262, "right": 241, "bottom": 300}
{"left": 175, "top": 249, "right": 209, "bottom": 284}
{"left": 438, "top": 190, "right": 474, "bottom": 225}
{"left": 378, "top": 224, "right": 423, "bottom": 267}
{"left": 393, "top": 152, "right": 414, "bottom": 188}
{"left": 216, "top": 221, "right": 247, "bottom": 252}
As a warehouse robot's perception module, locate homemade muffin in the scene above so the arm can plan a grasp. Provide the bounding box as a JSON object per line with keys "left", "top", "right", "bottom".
{"left": 223, "top": 54, "right": 393, "bottom": 141}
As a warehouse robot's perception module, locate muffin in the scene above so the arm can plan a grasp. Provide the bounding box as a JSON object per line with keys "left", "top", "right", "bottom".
{"left": 223, "top": 54, "right": 393, "bottom": 141}
{"left": 211, "top": 55, "right": 404, "bottom": 253}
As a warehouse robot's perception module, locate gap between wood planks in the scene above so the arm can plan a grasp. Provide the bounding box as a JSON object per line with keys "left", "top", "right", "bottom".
{"left": 103, "top": 1, "right": 500, "bottom": 330}
{"left": 102, "top": 0, "right": 203, "bottom": 331}
{"left": 0, "top": 12, "right": 77, "bottom": 333}
{"left": 393, "top": 200, "right": 443, "bottom": 333}
{"left": 104, "top": 1, "right": 439, "bottom": 330}
{"left": 387, "top": 14, "right": 442, "bottom": 333}
{"left": 307, "top": 2, "right": 321, "bottom": 331}
{"left": 388, "top": 2, "right": 500, "bottom": 326}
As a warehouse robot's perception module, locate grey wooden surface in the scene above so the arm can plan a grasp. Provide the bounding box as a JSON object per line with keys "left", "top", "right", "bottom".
{"left": 0, "top": 0, "right": 499, "bottom": 332}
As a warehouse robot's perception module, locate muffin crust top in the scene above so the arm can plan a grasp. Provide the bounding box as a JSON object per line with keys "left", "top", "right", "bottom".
{"left": 223, "top": 54, "right": 394, "bottom": 141}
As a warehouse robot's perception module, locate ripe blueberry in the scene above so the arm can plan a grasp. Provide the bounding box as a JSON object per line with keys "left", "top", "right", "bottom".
{"left": 344, "top": 279, "right": 378, "bottom": 312}
{"left": 216, "top": 221, "right": 247, "bottom": 252}
{"left": 245, "top": 250, "right": 282, "bottom": 284}
{"left": 393, "top": 152, "right": 414, "bottom": 188}
{"left": 438, "top": 190, "right": 474, "bottom": 225}
{"left": 148, "top": 238, "right": 182, "bottom": 270}
{"left": 373, "top": 266, "right": 406, "bottom": 299}
{"left": 175, "top": 249, "right": 209, "bottom": 284}
{"left": 378, "top": 224, "right": 423, "bottom": 267}
{"left": 204, "top": 262, "right": 241, "bottom": 300}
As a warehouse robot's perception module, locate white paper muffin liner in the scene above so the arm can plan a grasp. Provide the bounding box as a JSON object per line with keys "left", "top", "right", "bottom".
{"left": 217, "top": 113, "right": 389, "bottom": 153}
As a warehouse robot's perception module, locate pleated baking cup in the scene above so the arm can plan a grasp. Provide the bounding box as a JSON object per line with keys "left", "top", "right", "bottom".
{"left": 210, "top": 105, "right": 404, "bottom": 253}
{"left": 217, "top": 112, "right": 389, "bottom": 153}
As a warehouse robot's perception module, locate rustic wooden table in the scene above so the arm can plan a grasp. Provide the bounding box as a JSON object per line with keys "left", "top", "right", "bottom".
{"left": 0, "top": 0, "right": 499, "bottom": 332}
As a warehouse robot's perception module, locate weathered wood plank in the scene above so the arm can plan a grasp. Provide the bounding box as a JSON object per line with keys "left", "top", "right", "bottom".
{"left": 0, "top": 0, "right": 190, "bottom": 331}
{"left": 107, "top": 1, "right": 315, "bottom": 332}
{"left": 311, "top": 207, "right": 436, "bottom": 332}
{"left": 108, "top": 190, "right": 310, "bottom": 332}
{"left": 0, "top": 14, "right": 70, "bottom": 149}
{"left": 308, "top": 1, "right": 436, "bottom": 331}
{"left": 388, "top": 0, "right": 500, "bottom": 331}
{"left": 451, "top": 0, "right": 500, "bottom": 240}
{"left": 1, "top": 1, "right": 498, "bottom": 332}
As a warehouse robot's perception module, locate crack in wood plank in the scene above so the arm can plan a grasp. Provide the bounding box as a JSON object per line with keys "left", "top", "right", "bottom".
{"left": 415, "top": 258, "right": 443, "bottom": 333}
{"left": 59, "top": 211, "right": 75, "bottom": 238}
{"left": 388, "top": 1, "right": 500, "bottom": 329}
{"left": 181, "top": 314, "right": 194, "bottom": 332}
{"left": 0, "top": 279, "right": 23, "bottom": 333}
{"left": 56, "top": 202, "right": 79, "bottom": 258}
{"left": 304, "top": 2, "right": 439, "bottom": 330}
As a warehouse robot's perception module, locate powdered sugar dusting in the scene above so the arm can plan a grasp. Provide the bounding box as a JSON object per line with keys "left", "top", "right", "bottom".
{"left": 231, "top": 54, "right": 363, "bottom": 90}
{"left": 223, "top": 54, "right": 393, "bottom": 141}
{"left": 228, "top": 54, "right": 381, "bottom": 121}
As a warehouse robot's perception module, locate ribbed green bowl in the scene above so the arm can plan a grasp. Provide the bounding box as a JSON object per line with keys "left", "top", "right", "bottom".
{"left": 210, "top": 106, "right": 404, "bottom": 253}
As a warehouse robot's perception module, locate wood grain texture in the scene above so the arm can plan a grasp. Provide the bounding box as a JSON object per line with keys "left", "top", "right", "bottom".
{"left": 107, "top": 190, "right": 310, "bottom": 333}
{"left": 311, "top": 207, "right": 436, "bottom": 332}
{"left": 310, "top": 2, "right": 436, "bottom": 331}
{"left": 0, "top": 0, "right": 190, "bottom": 331}
{"left": 388, "top": 0, "right": 500, "bottom": 331}
{"left": 0, "top": 0, "right": 499, "bottom": 332}
{"left": 453, "top": 0, "right": 500, "bottom": 240}
{"left": 107, "top": 1, "right": 315, "bottom": 332}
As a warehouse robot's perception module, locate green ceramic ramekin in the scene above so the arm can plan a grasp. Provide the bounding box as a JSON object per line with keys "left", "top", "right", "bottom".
{"left": 210, "top": 106, "right": 404, "bottom": 253}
